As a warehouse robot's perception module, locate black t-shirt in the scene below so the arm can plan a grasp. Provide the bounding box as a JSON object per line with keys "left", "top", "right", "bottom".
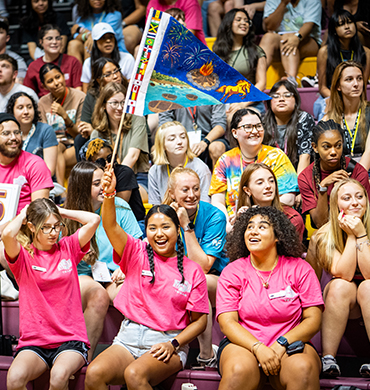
{"left": 114, "top": 164, "right": 146, "bottom": 221}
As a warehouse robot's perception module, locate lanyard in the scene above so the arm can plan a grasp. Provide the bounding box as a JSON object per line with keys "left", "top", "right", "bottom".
{"left": 187, "top": 107, "right": 198, "bottom": 131}
{"left": 231, "top": 47, "right": 242, "bottom": 68}
{"left": 166, "top": 156, "right": 188, "bottom": 177}
{"left": 22, "top": 124, "right": 36, "bottom": 151}
{"left": 91, "top": 11, "right": 106, "bottom": 30}
{"left": 342, "top": 109, "right": 361, "bottom": 155}
{"left": 340, "top": 50, "right": 354, "bottom": 62}
{"left": 179, "top": 204, "right": 199, "bottom": 256}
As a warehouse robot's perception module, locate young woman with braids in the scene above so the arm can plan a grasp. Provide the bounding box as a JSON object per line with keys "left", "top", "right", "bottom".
{"left": 298, "top": 120, "right": 370, "bottom": 229}
{"left": 306, "top": 178, "right": 370, "bottom": 377}
{"left": 3, "top": 198, "right": 100, "bottom": 390}
{"left": 85, "top": 168, "right": 209, "bottom": 389}
{"left": 216, "top": 206, "right": 323, "bottom": 390}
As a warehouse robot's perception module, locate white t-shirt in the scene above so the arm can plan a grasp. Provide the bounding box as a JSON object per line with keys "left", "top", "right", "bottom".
{"left": 81, "top": 52, "right": 135, "bottom": 84}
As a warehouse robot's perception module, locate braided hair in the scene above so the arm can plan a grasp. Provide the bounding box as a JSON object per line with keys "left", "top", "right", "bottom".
{"left": 312, "top": 120, "right": 346, "bottom": 199}
{"left": 145, "top": 204, "right": 185, "bottom": 285}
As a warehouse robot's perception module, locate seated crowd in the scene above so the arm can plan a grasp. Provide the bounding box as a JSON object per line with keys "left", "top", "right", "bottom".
{"left": 1, "top": 0, "right": 370, "bottom": 389}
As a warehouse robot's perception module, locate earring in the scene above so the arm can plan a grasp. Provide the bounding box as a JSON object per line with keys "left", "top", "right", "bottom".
{"left": 234, "top": 134, "right": 238, "bottom": 139}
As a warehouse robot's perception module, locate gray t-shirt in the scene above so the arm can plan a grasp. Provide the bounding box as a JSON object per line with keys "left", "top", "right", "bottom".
{"left": 148, "top": 157, "right": 212, "bottom": 204}
{"left": 0, "top": 83, "right": 39, "bottom": 112}
{"left": 6, "top": 49, "right": 28, "bottom": 80}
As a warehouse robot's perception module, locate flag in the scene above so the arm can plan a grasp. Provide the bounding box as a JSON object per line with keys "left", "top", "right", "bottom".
{"left": 124, "top": 8, "right": 270, "bottom": 116}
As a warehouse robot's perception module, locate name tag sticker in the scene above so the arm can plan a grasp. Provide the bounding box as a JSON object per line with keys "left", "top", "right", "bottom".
{"left": 269, "top": 290, "right": 286, "bottom": 300}
{"left": 32, "top": 265, "right": 47, "bottom": 272}
{"left": 142, "top": 270, "right": 154, "bottom": 277}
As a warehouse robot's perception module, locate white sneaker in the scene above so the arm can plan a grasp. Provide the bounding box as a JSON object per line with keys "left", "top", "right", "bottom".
{"left": 321, "top": 354, "right": 341, "bottom": 377}
{"left": 196, "top": 344, "right": 219, "bottom": 368}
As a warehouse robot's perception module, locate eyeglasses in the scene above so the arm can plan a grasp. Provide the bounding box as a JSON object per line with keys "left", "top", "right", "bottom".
{"left": 236, "top": 123, "right": 264, "bottom": 133}
{"left": 0, "top": 130, "right": 22, "bottom": 138}
{"left": 233, "top": 18, "right": 253, "bottom": 27}
{"left": 40, "top": 223, "right": 65, "bottom": 234}
{"left": 107, "top": 100, "right": 125, "bottom": 109}
{"left": 95, "top": 154, "right": 112, "bottom": 168}
{"left": 270, "top": 92, "right": 294, "bottom": 99}
{"left": 43, "top": 36, "right": 63, "bottom": 42}
{"left": 100, "top": 68, "right": 121, "bottom": 79}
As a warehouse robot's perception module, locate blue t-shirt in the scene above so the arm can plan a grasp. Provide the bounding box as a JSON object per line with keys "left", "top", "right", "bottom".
{"left": 180, "top": 201, "right": 228, "bottom": 274}
{"left": 22, "top": 122, "right": 58, "bottom": 160}
{"left": 76, "top": 11, "right": 127, "bottom": 53}
{"left": 77, "top": 197, "right": 142, "bottom": 275}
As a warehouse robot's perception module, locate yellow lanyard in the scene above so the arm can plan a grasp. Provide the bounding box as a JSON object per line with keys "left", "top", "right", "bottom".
{"left": 179, "top": 204, "right": 199, "bottom": 256}
{"left": 340, "top": 50, "right": 354, "bottom": 62}
{"left": 166, "top": 156, "right": 188, "bottom": 177}
{"left": 344, "top": 109, "right": 361, "bottom": 155}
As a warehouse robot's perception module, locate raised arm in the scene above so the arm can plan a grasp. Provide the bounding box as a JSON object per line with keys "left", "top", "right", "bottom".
{"left": 2, "top": 206, "right": 28, "bottom": 260}
{"left": 59, "top": 207, "right": 100, "bottom": 249}
{"left": 101, "top": 168, "right": 128, "bottom": 257}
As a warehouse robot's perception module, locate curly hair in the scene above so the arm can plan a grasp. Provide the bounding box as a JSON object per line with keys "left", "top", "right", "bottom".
{"left": 6, "top": 92, "right": 41, "bottom": 126}
{"left": 226, "top": 206, "right": 305, "bottom": 262}
{"left": 76, "top": 0, "right": 122, "bottom": 20}
{"left": 21, "top": 0, "right": 57, "bottom": 33}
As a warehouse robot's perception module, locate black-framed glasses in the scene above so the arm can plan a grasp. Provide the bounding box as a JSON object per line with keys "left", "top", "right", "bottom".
{"left": 236, "top": 123, "right": 264, "bottom": 133}
{"left": 270, "top": 92, "right": 294, "bottom": 100}
{"left": 40, "top": 223, "right": 65, "bottom": 234}
{"left": 100, "top": 67, "right": 121, "bottom": 79}
{"left": 107, "top": 100, "right": 125, "bottom": 109}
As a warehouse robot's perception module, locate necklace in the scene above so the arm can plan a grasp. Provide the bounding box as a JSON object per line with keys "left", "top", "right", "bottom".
{"left": 250, "top": 257, "right": 278, "bottom": 289}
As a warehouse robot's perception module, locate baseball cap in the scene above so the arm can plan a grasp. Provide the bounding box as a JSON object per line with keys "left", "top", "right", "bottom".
{"left": 92, "top": 23, "right": 115, "bottom": 41}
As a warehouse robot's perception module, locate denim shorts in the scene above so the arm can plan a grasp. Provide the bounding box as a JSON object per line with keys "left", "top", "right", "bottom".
{"left": 112, "top": 319, "right": 189, "bottom": 368}
{"left": 15, "top": 340, "right": 89, "bottom": 369}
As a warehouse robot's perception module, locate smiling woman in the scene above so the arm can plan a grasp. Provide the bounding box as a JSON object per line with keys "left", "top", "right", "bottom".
{"left": 217, "top": 206, "right": 323, "bottom": 390}
{"left": 306, "top": 179, "right": 370, "bottom": 377}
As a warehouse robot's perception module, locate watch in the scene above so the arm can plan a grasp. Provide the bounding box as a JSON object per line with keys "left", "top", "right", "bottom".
{"left": 295, "top": 32, "right": 303, "bottom": 40}
{"left": 184, "top": 222, "right": 195, "bottom": 232}
{"left": 318, "top": 185, "right": 328, "bottom": 193}
{"left": 170, "top": 338, "right": 180, "bottom": 351}
{"left": 277, "top": 336, "right": 289, "bottom": 349}
{"left": 203, "top": 138, "right": 211, "bottom": 147}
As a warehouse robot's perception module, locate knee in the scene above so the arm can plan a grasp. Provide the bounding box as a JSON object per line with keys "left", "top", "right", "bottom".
{"left": 326, "top": 279, "right": 356, "bottom": 304}
{"left": 283, "top": 356, "right": 319, "bottom": 385}
{"left": 357, "top": 280, "right": 370, "bottom": 304}
{"left": 209, "top": 141, "right": 225, "bottom": 161}
{"left": 7, "top": 370, "right": 28, "bottom": 390}
{"left": 85, "top": 362, "right": 106, "bottom": 389}
{"left": 86, "top": 287, "right": 110, "bottom": 313}
{"left": 208, "top": 1, "right": 223, "bottom": 16}
{"left": 222, "top": 361, "right": 257, "bottom": 385}
{"left": 260, "top": 32, "right": 276, "bottom": 47}
{"left": 49, "top": 366, "right": 70, "bottom": 390}
{"left": 67, "top": 39, "right": 81, "bottom": 52}
{"left": 124, "top": 365, "right": 147, "bottom": 388}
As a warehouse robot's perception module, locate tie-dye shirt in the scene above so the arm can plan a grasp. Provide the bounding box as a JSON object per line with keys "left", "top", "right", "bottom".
{"left": 209, "top": 145, "right": 299, "bottom": 217}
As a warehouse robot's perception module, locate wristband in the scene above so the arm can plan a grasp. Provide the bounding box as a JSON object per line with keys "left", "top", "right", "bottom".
{"left": 122, "top": 20, "right": 127, "bottom": 28}
{"left": 356, "top": 234, "right": 367, "bottom": 239}
{"left": 251, "top": 341, "right": 263, "bottom": 355}
{"left": 203, "top": 138, "right": 211, "bottom": 147}
{"left": 103, "top": 190, "right": 116, "bottom": 199}
{"left": 76, "top": 26, "right": 81, "bottom": 35}
{"left": 295, "top": 32, "right": 303, "bottom": 41}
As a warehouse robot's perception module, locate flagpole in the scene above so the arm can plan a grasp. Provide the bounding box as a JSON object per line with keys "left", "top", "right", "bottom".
{"left": 110, "top": 109, "right": 127, "bottom": 171}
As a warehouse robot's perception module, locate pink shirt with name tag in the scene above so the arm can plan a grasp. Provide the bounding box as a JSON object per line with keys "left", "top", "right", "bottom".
{"left": 216, "top": 255, "right": 324, "bottom": 347}
{"left": 113, "top": 234, "right": 209, "bottom": 331}
{"left": 6, "top": 231, "right": 90, "bottom": 350}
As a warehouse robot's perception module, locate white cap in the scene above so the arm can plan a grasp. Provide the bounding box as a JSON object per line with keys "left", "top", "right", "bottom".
{"left": 91, "top": 22, "right": 115, "bottom": 41}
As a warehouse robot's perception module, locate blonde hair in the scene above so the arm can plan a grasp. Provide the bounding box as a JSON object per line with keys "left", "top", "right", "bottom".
{"left": 18, "top": 198, "right": 64, "bottom": 257}
{"left": 237, "top": 163, "right": 283, "bottom": 212}
{"left": 315, "top": 178, "right": 370, "bottom": 273}
{"left": 326, "top": 61, "right": 369, "bottom": 146}
{"left": 162, "top": 166, "right": 200, "bottom": 205}
{"left": 91, "top": 82, "right": 131, "bottom": 141}
{"left": 152, "top": 121, "right": 196, "bottom": 165}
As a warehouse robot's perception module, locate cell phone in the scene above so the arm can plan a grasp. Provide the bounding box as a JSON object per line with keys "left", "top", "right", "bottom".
{"left": 286, "top": 340, "right": 305, "bottom": 356}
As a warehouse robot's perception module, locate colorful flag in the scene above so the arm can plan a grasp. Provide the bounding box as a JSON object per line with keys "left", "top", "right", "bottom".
{"left": 124, "top": 8, "right": 270, "bottom": 116}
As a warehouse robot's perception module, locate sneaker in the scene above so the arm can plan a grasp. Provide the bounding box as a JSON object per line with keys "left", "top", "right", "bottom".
{"left": 360, "top": 363, "right": 370, "bottom": 377}
{"left": 321, "top": 355, "right": 341, "bottom": 377}
{"left": 196, "top": 344, "right": 219, "bottom": 368}
{"left": 286, "top": 75, "right": 298, "bottom": 88}
{"left": 301, "top": 76, "right": 316, "bottom": 88}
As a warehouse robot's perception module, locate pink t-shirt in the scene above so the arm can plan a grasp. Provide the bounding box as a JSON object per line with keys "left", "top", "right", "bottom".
{"left": 6, "top": 231, "right": 90, "bottom": 349}
{"left": 113, "top": 234, "right": 209, "bottom": 331}
{"left": 216, "top": 256, "right": 324, "bottom": 347}
{"left": 0, "top": 151, "right": 53, "bottom": 214}
{"left": 146, "top": 0, "right": 206, "bottom": 45}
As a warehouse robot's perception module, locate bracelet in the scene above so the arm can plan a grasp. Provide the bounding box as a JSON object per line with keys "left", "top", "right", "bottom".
{"left": 82, "top": 32, "right": 87, "bottom": 42}
{"left": 103, "top": 190, "right": 116, "bottom": 199}
{"left": 251, "top": 341, "right": 263, "bottom": 355}
{"left": 203, "top": 138, "right": 211, "bottom": 147}
{"left": 356, "top": 239, "right": 370, "bottom": 252}
{"left": 356, "top": 234, "right": 368, "bottom": 239}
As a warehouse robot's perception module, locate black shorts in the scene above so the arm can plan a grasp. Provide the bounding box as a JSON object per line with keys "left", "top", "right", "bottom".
{"left": 15, "top": 340, "right": 89, "bottom": 369}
